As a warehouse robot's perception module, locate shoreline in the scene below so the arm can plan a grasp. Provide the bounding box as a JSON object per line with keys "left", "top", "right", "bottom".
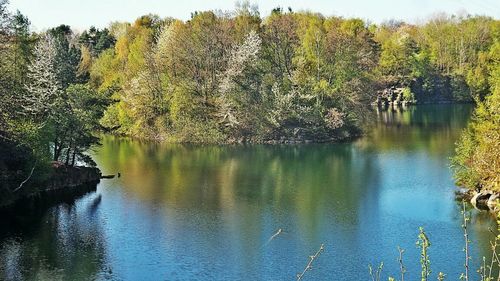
{"left": 100, "top": 133, "right": 364, "bottom": 146}
{"left": 105, "top": 102, "right": 472, "bottom": 145}
{"left": 456, "top": 188, "right": 500, "bottom": 215}
{"left": 0, "top": 166, "right": 101, "bottom": 213}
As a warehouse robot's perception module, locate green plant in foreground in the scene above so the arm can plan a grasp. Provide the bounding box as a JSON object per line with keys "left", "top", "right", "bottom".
{"left": 483, "top": 215, "right": 500, "bottom": 281}
{"left": 417, "top": 227, "right": 431, "bottom": 281}
{"left": 398, "top": 246, "right": 406, "bottom": 281}
{"left": 296, "top": 244, "right": 324, "bottom": 281}
{"left": 369, "top": 262, "right": 384, "bottom": 281}
{"left": 437, "top": 272, "right": 446, "bottom": 280}
{"left": 461, "top": 201, "right": 471, "bottom": 281}
{"left": 370, "top": 210, "right": 500, "bottom": 281}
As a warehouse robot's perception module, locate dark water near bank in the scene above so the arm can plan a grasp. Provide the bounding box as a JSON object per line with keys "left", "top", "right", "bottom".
{"left": 1, "top": 105, "right": 496, "bottom": 281}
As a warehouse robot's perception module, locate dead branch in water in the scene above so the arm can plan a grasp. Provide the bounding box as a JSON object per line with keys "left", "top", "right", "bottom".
{"left": 265, "top": 228, "right": 283, "bottom": 246}
{"left": 13, "top": 163, "right": 36, "bottom": 193}
{"left": 297, "top": 244, "right": 324, "bottom": 281}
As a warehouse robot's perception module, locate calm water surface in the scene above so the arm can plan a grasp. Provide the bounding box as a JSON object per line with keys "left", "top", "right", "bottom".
{"left": 1, "top": 105, "right": 496, "bottom": 281}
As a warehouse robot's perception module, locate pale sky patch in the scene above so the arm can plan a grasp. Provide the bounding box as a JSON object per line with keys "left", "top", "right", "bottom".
{"left": 7, "top": 0, "right": 500, "bottom": 31}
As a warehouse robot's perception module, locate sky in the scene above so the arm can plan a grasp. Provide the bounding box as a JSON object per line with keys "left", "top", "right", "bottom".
{"left": 7, "top": 0, "right": 500, "bottom": 31}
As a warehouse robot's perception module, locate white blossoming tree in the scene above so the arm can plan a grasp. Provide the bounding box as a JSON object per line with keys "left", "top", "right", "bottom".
{"left": 23, "top": 34, "right": 63, "bottom": 120}
{"left": 217, "top": 30, "right": 262, "bottom": 136}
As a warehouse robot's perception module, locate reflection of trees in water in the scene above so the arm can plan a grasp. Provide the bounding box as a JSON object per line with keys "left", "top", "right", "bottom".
{"left": 94, "top": 106, "right": 474, "bottom": 219}
{"left": 0, "top": 196, "right": 111, "bottom": 281}
{"left": 88, "top": 105, "right": 489, "bottom": 277}
{"left": 466, "top": 206, "right": 500, "bottom": 273}
{"left": 95, "top": 137, "right": 381, "bottom": 237}
{"left": 358, "top": 104, "right": 473, "bottom": 154}
{"left": 376, "top": 104, "right": 472, "bottom": 127}
{"left": 0, "top": 103, "right": 489, "bottom": 280}
{"left": 93, "top": 138, "right": 383, "bottom": 278}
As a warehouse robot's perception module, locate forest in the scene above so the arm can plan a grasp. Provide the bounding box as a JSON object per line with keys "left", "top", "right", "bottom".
{"left": 0, "top": 0, "right": 498, "bottom": 191}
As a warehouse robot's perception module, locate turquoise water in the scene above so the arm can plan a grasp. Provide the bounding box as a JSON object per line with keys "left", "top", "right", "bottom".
{"left": 1, "top": 104, "right": 496, "bottom": 280}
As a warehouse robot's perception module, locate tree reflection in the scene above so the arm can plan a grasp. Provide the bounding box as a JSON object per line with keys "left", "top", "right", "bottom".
{"left": 0, "top": 193, "right": 111, "bottom": 281}
{"left": 0, "top": 104, "right": 494, "bottom": 280}
{"left": 358, "top": 104, "right": 473, "bottom": 154}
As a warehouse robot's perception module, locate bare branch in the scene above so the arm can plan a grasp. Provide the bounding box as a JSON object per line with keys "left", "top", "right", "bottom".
{"left": 13, "top": 163, "right": 35, "bottom": 193}
{"left": 297, "top": 244, "right": 324, "bottom": 281}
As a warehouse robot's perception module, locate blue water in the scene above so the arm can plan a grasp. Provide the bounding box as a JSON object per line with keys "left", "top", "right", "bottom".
{"left": 1, "top": 104, "right": 496, "bottom": 281}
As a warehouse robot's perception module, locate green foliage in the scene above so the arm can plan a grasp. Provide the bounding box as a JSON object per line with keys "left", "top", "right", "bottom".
{"left": 48, "top": 25, "right": 82, "bottom": 87}
{"left": 374, "top": 217, "right": 500, "bottom": 281}
{"left": 90, "top": 10, "right": 382, "bottom": 142}
{"left": 0, "top": 0, "right": 112, "bottom": 173}
{"left": 60, "top": 84, "right": 110, "bottom": 166}
{"left": 79, "top": 26, "right": 115, "bottom": 57}
{"left": 402, "top": 87, "right": 415, "bottom": 101}
{"left": 378, "top": 27, "right": 418, "bottom": 79}
{"left": 0, "top": 1, "right": 54, "bottom": 193}
{"left": 374, "top": 15, "right": 497, "bottom": 103}
{"left": 83, "top": 9, "right": 499, "bottom": 144}
{"left": 1, "top": 2, "right": 499, "bottom": 191}
{"left": 452, "top": 41, "right": 500, "bottom": 191}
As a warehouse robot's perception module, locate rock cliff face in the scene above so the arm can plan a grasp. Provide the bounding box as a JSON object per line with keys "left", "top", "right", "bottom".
{"left": 375, "top": 86, "right": 410, "bottom": 107}
{"left": 374, "top": 76, "right": 473, "bottom": 107}
{"left": 471, "top": 190, "right": 499, "bottom": 212}
{"left": 457, "top": 189, "right": 500, "bottom": 214}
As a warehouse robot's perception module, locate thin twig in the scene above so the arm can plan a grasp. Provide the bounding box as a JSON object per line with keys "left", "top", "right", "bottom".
{"left": 0, "top": 133, "right": 15, "bottom": 142}
{"left": 398, "top": 246, "right": 406, "bottom": 281}
{"left": 462, "top": 201, "right": 470, "bottom": 281}
{"left": 486, "top": 227, "right": 500, "bottom": 281}
{"left": 265, "top": 228, "right": 283, "bottom": 246}
{"left": 297, "top": 244, "right": 324, "bottom": 281}
{"left": 492, "top": 241, "right": 500, "bottom": 281}
{"left": 376, "top": 262, "right": 383, "bottom": 281}
{"left": 369, "top": 262, "right": 384, "bottom": 281}
{"left": 488, "top": 240, "right": 495, "bottom": 279}
{"left": 369, "top": 265, "right": 375, "bottom": 281}
{"left": 13, "top": 163, "right": 36, "bottom": 193}
{"left": 480, "top": 256, "right": 487, "bottom": 281}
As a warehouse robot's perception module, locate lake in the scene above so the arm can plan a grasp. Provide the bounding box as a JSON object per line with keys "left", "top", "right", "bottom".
{"left": 1, "top": 104, "right": 496, "bottom": 280}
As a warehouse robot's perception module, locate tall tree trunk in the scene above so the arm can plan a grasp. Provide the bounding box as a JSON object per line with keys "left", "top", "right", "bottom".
{"left": 65, "top": 142, "right": 72, "bottom": 165}
{"left": 71, "top": 149, "right": 77, "bottom": 167}
{"left": 53, "top": 137, "right": 60, "bottom": 161}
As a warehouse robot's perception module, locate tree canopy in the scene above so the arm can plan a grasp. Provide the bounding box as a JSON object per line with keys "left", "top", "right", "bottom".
{"left": 0, "top": 0, "right": 498, "bottom": 191}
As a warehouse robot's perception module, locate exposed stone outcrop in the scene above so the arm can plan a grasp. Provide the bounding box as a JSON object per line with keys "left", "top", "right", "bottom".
{"left": 375, "top": 86, "right": 411, "bottom": 107}
{"left": 456, "top": 189, "right": 500, "bottom": 214}
{"left": 470, "top": 190, "right": 500, "bottom": 212}
{"left": 374, "top": 75, "right": 473, "bottom": 107}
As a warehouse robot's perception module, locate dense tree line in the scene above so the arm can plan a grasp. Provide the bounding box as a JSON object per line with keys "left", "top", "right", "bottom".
{"left": 0, "top": 1, "right": 498, "bottom": 190}
{"left": 86, "top": 6, "right": 498, "bottom": 143}
{"left": 90, "top": 7, "right": 379, "bottom": 142}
